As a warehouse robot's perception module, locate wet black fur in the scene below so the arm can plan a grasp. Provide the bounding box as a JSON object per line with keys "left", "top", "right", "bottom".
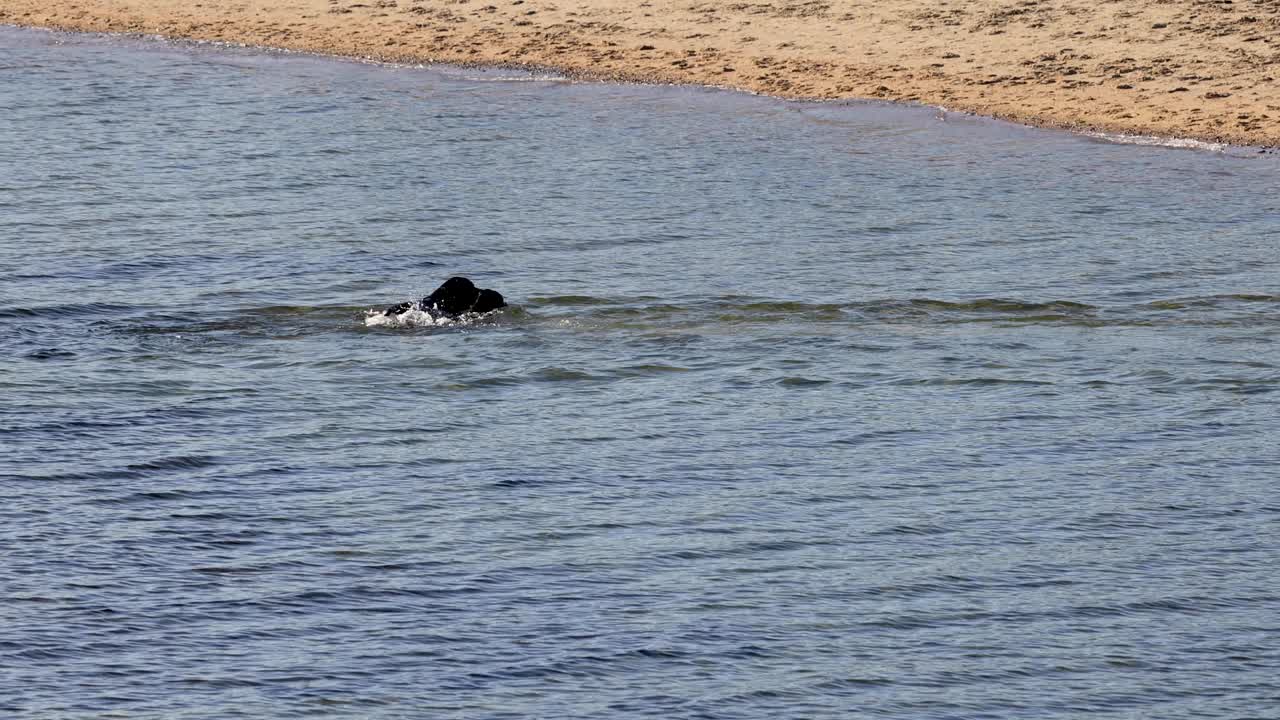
{"left": 384, "top": 277, "right": 506, "bottom": 318}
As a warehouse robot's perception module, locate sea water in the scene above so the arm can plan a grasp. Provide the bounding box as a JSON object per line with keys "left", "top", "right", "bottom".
{"left": 2, "top": 26, "right": 1278, "bottom": 719}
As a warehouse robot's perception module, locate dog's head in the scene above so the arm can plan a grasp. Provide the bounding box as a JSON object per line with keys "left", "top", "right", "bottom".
{"left": 425, "top": 276, "right": 480, "bottom": 316}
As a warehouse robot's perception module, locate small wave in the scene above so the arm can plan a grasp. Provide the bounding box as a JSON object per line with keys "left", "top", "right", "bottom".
{"left": 0, "top": 302, "right": 137, "bottom": 319}
{"left": 527, "top": 295, "right": 624, "bottom": 307}
{"left": 433, "top": 376, "right": 522, "bottom": 390}
{"left": 123, "top": 305, "right": 375, "bottom": 340}
{"left": 1147, "top": 293, "right": 1279, "bottom": 309}
{"left": 126, "top": 455, "right": 219, "bottom": 473}
{"left": 88, "top": 488, "right": 225, "bottom": 505}
{"left": 550, "top": 293, "right": 1280, "bottom": 330}
{"left": 1083, "top": 130, "right": 1229, "bottom": 153}
{"left": 24, "top": 347, "right": 77, "bottom": 361}
{"left": 776, "top": 376, "right": 832, "bottom": 387}
{"left": 871, "top": 523, "right": 952, "bottom": 537}
{"left": 886, "top": 376, "right": 1055, "bottom": 387}
{"left": 616, "top": 363, "right": 692, "bottom": 376}
{"left": 458, "top": 73, "right": 571, "bottom": 85}
{"left": 20, "top": 455, "right": 219, "bottom": 483}
{"left": 905, "top": 298, "right": 1097, "bottom": 313}
{"left": 656, "top": 538, "right": 839, "bottom": 562}
{"left": 556, "top": 296, "right": 1104, "bottom": 328}
{"left": 0, "top": 418, "right": 129, "bottom": 436}
{"left": 528, "top": 367, "right": 602, "bottom": 382}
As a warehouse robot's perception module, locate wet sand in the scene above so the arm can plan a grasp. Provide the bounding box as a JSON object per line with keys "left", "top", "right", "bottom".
{"left": 3, "top": 0, "right": 1278, "bottom": 146}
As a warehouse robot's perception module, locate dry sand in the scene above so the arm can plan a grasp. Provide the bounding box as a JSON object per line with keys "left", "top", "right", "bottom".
{"left": 3, "top": 0, "right": 1278, "bottom": 146}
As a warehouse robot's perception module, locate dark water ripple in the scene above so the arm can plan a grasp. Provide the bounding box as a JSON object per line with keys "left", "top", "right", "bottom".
{"left": 3, "top": 26, "right": 1280, "bottom": 720}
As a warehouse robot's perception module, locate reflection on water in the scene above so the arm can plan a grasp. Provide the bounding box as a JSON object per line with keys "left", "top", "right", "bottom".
{"left": 2, "top": 26, "right": 1279, "bottom": 720}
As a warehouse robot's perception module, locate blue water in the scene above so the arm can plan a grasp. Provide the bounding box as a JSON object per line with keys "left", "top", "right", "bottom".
{"left": 2, "top": 26, "right": 1279, "bottom": 719}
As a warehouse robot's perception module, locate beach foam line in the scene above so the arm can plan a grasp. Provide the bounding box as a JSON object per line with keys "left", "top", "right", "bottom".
{"left": 1083, "top": 131, "right": 1229, "bottom": 153}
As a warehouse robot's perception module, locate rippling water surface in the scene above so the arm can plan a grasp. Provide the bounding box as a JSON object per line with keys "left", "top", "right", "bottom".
{"left": 2, "top": 26, "right": 1279, "bottom": 719}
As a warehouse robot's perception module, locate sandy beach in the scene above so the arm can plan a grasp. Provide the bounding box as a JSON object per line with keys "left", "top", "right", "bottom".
{"left": 3, "top": 0, "right": 1278, "bottom": 146}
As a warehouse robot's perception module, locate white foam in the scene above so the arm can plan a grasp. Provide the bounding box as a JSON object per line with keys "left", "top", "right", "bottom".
{"left": 1083, "top": 130, "right": 1228, "bottom": 153}
{"left": 363, "top": 308, "right": 499, "bottom": 328}
{"left": 452, "top": 71, "right": 570, "bottom": 84}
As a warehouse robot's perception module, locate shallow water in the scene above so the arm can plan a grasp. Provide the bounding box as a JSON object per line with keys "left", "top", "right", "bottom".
{"left": 2, "top": 26, "right": 1279, "bottom": 719}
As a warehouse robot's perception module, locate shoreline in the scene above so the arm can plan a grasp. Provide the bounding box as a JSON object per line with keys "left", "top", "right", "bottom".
{"left": 3, "top": 0, "right": 1278, "bottom": 147}
{"left": 1, "top": 24, "right": 1254, "bottom": 156}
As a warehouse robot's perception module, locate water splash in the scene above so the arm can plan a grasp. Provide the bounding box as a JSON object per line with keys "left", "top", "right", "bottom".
{"left": 363, "top": 307, "right": 504, "bottom": 328}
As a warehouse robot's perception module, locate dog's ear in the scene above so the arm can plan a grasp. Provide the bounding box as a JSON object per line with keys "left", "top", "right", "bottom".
{"left": 473, "top": 289, "right": 506, "bottom": 314}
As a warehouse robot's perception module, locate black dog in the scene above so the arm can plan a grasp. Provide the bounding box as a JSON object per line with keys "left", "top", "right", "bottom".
{"left": 384, "top": 276, "right": 506, "bottom": 318}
